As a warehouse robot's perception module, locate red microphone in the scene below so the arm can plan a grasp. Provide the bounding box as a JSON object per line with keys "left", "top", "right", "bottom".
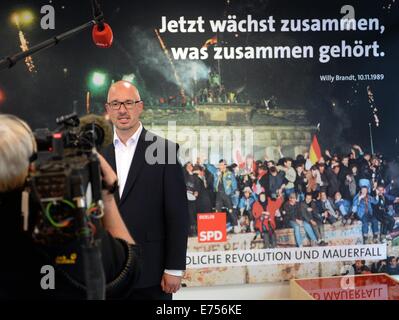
{"left": 92, "top": 22, "right": 113, "bottom": 48}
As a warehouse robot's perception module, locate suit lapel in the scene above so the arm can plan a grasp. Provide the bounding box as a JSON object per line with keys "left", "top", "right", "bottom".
{"left": 119, "top": 128, "right": 147, "bottom": 206}
{"left": 102, "top": 144, "right": 120, "bottom": 205}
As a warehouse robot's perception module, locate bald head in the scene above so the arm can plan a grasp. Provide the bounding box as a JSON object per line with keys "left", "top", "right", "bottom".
{"left": 107, "top": 80, "right": 141, "bottom": 103}
{"left": 105, "top": 80, "right": 144, "bottom": 137}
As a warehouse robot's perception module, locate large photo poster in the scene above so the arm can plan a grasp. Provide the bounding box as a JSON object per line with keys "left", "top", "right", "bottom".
{"left": 1, "top": 0, "right": 398, "bottom": 288}
{"left": 150, "top": 0, "right": 399, "bottom": 287}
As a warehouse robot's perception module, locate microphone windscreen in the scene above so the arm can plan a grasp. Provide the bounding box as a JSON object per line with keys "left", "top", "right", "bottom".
{"left": 79, "top": 114, "right": 113, "bottom": 148}
{"left": 92, "top": 22, "right": 113, "bottom": 48}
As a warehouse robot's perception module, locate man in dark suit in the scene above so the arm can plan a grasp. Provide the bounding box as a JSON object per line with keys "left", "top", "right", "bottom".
{"left": 102, "top": 81, "right": 189, "bottom": 300}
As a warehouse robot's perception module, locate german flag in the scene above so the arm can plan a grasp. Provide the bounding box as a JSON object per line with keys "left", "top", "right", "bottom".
{"left": 202, "top": 35, "right": 218, "bottom": 48}
{"left": 309, "top": 135, "right": 322, "bottom": 165}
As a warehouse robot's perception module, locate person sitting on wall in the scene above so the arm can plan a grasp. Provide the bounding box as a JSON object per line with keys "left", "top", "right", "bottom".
{"left": 352, "top": 185, "right": 379, "bottom": 244}
{"left": 373, "top": 184, "right": 399, "bottom": 243}
{"left": 281, "top": 193, "right": 318, "bottom": 247}
{"left": 316, "top": 190, "right": 339, "bottom": 225}
{"left": 252, "top": 192, "right": 283, "bottom": 248}
{"left": 301, "top": 193, "right": 328, "bottom": 246}
{"left": 334, "top": 191, "right": 354, "bottom": 225}
{"left": 238, "top": 186, "right": 257, "bottom": 233}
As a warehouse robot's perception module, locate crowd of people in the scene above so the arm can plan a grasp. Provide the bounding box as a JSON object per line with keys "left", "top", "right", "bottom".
{"left": 153, "top": 85, "right": 250, "bottom": 108}
{"left": 341, "top": 257, "right": 399, "bottom": 276}
{"left": 151, "top": 72, "right": 254, "bottom": 108}
{"left": 183, "top": 144, "right": 399, "bottom": 249}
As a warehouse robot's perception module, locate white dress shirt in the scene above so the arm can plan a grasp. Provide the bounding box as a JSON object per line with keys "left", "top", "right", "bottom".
{"left": 113, "top": 123, "right": 143, "bottom": 197}
{"left": 113, "top": 123, "right": 183, "bottom": 278}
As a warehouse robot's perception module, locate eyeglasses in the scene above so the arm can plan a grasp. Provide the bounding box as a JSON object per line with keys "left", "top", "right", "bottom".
{"left": 106, "top": 100, "right": 142, "bottom": 110}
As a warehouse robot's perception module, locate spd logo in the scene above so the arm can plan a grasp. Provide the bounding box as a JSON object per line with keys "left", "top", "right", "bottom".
{"left": 197, "top": 212, "right": 226, "bottom": 243}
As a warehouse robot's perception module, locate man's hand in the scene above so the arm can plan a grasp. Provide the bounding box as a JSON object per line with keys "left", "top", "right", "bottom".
{"left": 199, "top": 154, "right": 207, "bottom": 164}
{"left": 325, "top": 149, "right": 332, "bottom": 158}
{"left": 161, "top": 273, "right": 182, "bottom": 294}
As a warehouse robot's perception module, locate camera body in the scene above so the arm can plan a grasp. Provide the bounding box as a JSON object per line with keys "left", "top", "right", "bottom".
{"left": 28, "top": 113, "right": 105, "bottom": 245}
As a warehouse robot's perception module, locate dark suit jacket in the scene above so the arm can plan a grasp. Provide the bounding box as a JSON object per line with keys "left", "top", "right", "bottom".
{"left": 102, "top": 128, "right": 189, "bottom": 288}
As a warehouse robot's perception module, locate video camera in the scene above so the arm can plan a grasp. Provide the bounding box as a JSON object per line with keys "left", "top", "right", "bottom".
{"left": 25, "top": 112, "right": 112, "bottom": 300}
{"left": 27, "top": 112, "right": 108, "bottom": 245}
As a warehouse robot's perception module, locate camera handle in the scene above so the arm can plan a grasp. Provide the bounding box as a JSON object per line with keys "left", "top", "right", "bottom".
{"left": 71, "top": 175, "right": 106, "bottom": 300}
{"left": 89, "top": 151, "right": 103, "bottom": 203}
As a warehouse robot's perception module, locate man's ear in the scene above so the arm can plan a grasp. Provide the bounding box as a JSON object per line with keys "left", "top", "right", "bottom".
{"left": 137, "top": 101, "right": 144, "bottom": 115}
